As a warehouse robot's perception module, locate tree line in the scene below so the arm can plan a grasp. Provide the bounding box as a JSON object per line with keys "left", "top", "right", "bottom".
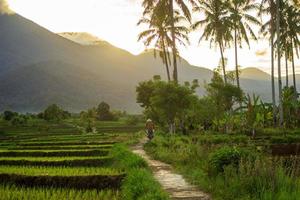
{"left": 138, "top": 0, "right": 300, "bottom": 127}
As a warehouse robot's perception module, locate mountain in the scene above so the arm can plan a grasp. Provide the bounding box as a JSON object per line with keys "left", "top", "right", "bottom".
{"left": 0, "top": 14, "right": 298, "bottom": 113}
{"left": 240, "top": 67, "right": 271, "bottom": 81}
{"left": 58, "top": 32, "right": 110, "bottom": 46}
{"left": 0, "top": 14, "right": 213, "bottom": 113}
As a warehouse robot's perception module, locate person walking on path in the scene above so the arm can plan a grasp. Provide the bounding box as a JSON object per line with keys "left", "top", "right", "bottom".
{"left": 145, "top": 119, "right": 155, "bottom": 140}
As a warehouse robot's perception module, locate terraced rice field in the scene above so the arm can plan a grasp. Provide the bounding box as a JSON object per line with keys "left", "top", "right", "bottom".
{"left": 0, "top": 120, "right": 143, "bottom": 199}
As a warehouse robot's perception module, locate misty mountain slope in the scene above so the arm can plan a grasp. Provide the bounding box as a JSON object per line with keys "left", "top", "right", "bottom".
{"left": 0, "top": 14, "right": 298, "bottom": 113}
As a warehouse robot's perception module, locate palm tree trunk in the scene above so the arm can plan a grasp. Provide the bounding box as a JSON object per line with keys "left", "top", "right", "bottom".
{"left": 218, "top": 40, "right": 227, "bottom": 84}
{"left": 271, "top": 31, "right": 277, "bottom": 126}
{"left": 169, "top": 0, "right": 178, "bottom": 83}
{"left": 234, "top": 28, "right": 240, "bottom": 88}
{"left": 161, "top": 38, "right": 171, "bottom": 82}
{"left": 285, "top": 51, "right": 289, "bottom": 87}
{"left": 276, "top": 0, "right": 283, "bottom": 127}
{"left": 291, "top": 42, "right": 297, "bottom": 97}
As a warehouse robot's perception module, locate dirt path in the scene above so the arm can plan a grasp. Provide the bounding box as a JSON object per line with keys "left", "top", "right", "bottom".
{"left": 132, "top": 139, "right": 211, "bottom": 200}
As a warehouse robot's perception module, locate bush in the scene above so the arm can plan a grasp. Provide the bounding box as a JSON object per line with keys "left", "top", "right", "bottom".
{"left": 11, "top": 115, "right": 28, "bottom": 126}
{"left": 3, "top": 111, "right": 18, "bottom": 121}
{"left": 208, "top": 146, "right": 252, "bottom": 175}
{"left": 125, "top": 115, "right": 140, "bottom": 126}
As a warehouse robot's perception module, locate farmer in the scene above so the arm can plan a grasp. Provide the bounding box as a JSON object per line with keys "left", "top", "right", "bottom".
{"left": 145, "top": 119, "right": 155, "bottom": 140}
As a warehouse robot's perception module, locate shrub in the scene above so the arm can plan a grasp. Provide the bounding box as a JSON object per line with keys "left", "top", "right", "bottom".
{"left": 3, "top": 111, "right": 18, "bottom": 121}
{"left": 11, "top": 115, "right": 28, "bottom": 126}
{"left": 208, "top": 146, "right": 254, "bottom": 175}
{"left": 125, "top": 115, "right": 140, "bottom": 126}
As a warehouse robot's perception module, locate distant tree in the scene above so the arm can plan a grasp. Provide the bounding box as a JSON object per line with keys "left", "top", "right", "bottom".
{"left": 42, "top": 104, "right": 70, "bottom": 122}
{"left": 11, "top": 115, "right": 28, "bottom": 126}
{"left": 3, "top": 111, "right": 18, "bottom": 121}
{"left": 206, "top": 71, "right": 243, "bottom": 114}
{"left": 136, "top": 77, "right": 196, "bottom": 133}
{"left": 96, "top": 102, "right": 115, "bottom": 121}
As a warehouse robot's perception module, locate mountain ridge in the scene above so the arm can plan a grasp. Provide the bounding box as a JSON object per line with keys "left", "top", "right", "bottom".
{"left": 0, "top": 14, "right": 298, "bottom": 113}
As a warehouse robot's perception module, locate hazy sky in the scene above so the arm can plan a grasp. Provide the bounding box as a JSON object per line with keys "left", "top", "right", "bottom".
{"left": 6, "top": 0, "right": 300, "bottom": 74}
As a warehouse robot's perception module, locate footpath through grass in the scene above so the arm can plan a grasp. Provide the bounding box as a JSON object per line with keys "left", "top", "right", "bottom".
{"left": 145, "top": 132, "right": 300, "bottom": 200}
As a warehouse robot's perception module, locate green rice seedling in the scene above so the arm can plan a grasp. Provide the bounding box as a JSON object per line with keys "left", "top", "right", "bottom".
{"left": 0, "top": 149, "right": 109, "bottom": 157}
{"left": 0, "top": 185, "right": 120, "bottom": 199}
{"left": 0, "top": 166, "right": 121, "bottom": 176}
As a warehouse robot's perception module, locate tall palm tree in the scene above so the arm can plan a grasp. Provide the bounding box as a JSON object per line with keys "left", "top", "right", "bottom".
{"left": 141, "top": 0, "right": 193, "bottom": 82}
{"left": 138, "top": 2, "right": 190, "bottom": 81}
{"left": 193, "top": 0, "right": 232, "bottom": 84}
{"left": 228, "top": 0, "right": 260, "bottom": 89}
{"left": 284, "top": 3, "right": 300, "bottom": 96}
{"left": 260, "top": 0, "right": 277, "bottom": 125}
{"left": 276, "top": 0, "right": 284, "bottom": 126}
{"left": 138, "top": 6, "right": 172, "bottom": 81}
{"left": 169, "top": 0, "right": 196, "bottom": 83}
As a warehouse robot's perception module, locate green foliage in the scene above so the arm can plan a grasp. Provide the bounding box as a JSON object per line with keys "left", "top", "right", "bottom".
{"left": 110, "top": 145, "right": 147, "bottom": 170}
{"left": 3, "top": 111, "right": 18, "bottom": 121}
{"left": 11, "top": 115, "right": 28, "bottom": 126}
{"left": 110, "top": 145, "right": 169, "bottom": 200}
{"left": 208, "top": 146, "right": 243, "bottom": 175}
{"left": 145, "top": 133, "right": 300, "bottom": 200}
{"left": 40, "top": 104, "right": 70, "bottom": 122}
{"left": 125, "top": 115, "right": 140, "bottom": 126}
{"left": 206, "top": 71, "right": 243, "bottom": 114}
{"left": 121, "top": 169, "right": 169, "bottom": 200}
{"left": 96, "top": 102, "right": 116, "bottom": 121}
{"left": 136, "top": 77, "right": 197, "bottom": 133}
{"left": 0, "top": 185, "right": 119, "bottom": 200}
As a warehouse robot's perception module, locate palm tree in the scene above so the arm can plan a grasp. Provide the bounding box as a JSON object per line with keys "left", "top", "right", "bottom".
{"left": 228, "top": 0, "right": 260, "bottom": 89}
{"left": 259, "top": 0, "right": 277, "bottom": 125}
{"left": 141, "top": 0, "right": 193, "bottom": 82}
{"left": 139, "top": 2, "right": 190, "bottom": 81}
{"left": 283, "top": 3, "right": 300, "bottom": 97}
{"left": 193, "top": 0, "right": 232, "bottom": 84}
{"left": 168, "top": 0, "right": 195, "bottom": 83}
{"left": 138, "top": 7, "right": 172, "bottom": 81}
{"left": 276, "top": 0, "right": 283, "bottom": 126}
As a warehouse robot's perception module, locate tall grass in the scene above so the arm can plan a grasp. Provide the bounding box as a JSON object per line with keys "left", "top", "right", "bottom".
{"left": 145, "top": 134, "right": 300, "bottom": 200}
{"left": 110, "top": 145, "right": 169, "bottom": 200}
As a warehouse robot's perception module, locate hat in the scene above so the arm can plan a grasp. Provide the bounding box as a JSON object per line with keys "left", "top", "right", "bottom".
{"left": 146, "top": 119, "right": 152, "bottom": 122}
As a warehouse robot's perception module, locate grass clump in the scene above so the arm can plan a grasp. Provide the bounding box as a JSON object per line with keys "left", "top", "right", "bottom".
{"left": 110, "top": 145, "right": 169, "bottom": 200}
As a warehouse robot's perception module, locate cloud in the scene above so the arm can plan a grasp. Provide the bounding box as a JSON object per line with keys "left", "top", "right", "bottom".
{"left": 255, "top": 49, "right": 267, "bottom": 57}
{"left": 0, "top": 0, "right": 13, "bottom": 14}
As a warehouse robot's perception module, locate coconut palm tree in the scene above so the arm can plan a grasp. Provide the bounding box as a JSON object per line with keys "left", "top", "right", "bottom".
{"left": 138, "top": 2, "right": 190, "bottom": 81}
{"left": 283, "top": 3, "right": 300, "bottom": 96}
{"left": 275, "top": 0, "right": 284, "bottom": 126}
{"left": 259, "top": 0, "right": 277, "bottom": 125}
{"left": 229, "top": 1, "right": 260, "bottom": 88}
{"left": 168, "top": 0, "right": 196, "bottom": 83}
{"left": 193, "top": 0, "right": 233, "bottom": 84}
{"left": 141, "top": 0, "right": 193, "bottom": 82}
{"left": 138, "top": 6, "right": 172, "bottom": 81}
{"left": 228, "top": 0, "right": 260, "bottom": 89}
